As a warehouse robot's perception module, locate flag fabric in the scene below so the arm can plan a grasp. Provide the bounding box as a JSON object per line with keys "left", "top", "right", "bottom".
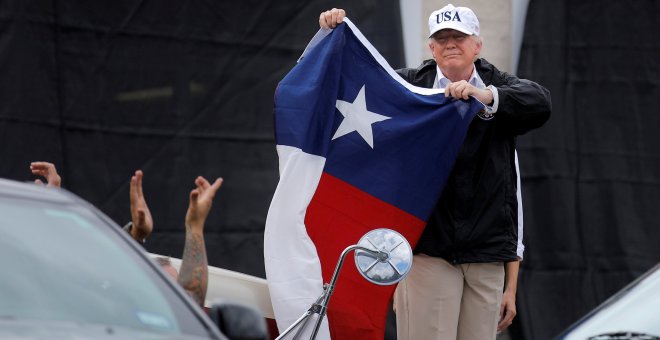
{"left": 264, "top": 18, "right": 483, "bottom": 340}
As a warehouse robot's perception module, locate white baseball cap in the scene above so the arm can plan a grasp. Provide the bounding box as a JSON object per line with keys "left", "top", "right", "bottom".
{"left": 428, "top": 4, "right": 480, "bottom": 37}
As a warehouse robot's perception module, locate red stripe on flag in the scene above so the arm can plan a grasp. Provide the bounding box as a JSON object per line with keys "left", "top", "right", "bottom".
{"left": 305, "top": 172, "right": 426, "bottom": 339}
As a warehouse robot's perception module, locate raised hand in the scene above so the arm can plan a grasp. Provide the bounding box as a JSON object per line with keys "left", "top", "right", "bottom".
{"left": 129, "top": 170, "right": 153, "bottom": 242}
{"left": 319, "top": 8, "right": 346, "bottom": 29}
{"left": 179, "top": 176, "right": 223, "bottom": 306}
{"left": 185, "top": 177, "right": 223, "bottom": 232}
{"left": 30, "top": 162, "right": 62, "bottom": 188}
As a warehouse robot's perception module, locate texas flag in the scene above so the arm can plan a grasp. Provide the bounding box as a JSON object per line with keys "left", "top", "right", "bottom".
{"left": 264, "top": 19, "right": 483, "bottom": 339}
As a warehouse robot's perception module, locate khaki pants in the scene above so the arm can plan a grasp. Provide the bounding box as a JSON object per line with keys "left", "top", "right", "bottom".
{"left": 394, "top": 254, "right": 504, "bottom": 340}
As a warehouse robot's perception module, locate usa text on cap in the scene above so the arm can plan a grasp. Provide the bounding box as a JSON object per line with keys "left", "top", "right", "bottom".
{"left": 428, "top": 4, "right": 480, "bottom": 37}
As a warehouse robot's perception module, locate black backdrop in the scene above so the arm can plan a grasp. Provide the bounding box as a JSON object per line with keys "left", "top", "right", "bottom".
{"left": 516, "top": 0, "right": 660, "bottom": 338}
{"left": 3, "top": 0, "right": 660, "bottom": 338}
{"left": 0, "top": 0, "right": 403, "bottom": 278}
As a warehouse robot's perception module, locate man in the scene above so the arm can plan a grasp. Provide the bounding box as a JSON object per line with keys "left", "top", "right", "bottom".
{"left": 320, "top": 4, "right": 551, "bottom": 339}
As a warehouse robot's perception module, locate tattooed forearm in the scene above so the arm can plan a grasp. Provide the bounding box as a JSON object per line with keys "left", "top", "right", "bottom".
{"left": 178, "top": 228, "right": 208, "bottom": 307}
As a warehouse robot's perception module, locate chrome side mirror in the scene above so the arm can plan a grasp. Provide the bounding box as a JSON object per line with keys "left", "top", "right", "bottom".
{"left": 276, "top": 228, "right": 412, "bottom": 340}
{"left": 354, "top": 228, "right": 413, "bottom": 285}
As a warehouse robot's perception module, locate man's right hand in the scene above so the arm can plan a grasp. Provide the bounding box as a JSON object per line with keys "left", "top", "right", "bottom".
{"left": 319, "top": 8, "right": 346, "bottom": 29}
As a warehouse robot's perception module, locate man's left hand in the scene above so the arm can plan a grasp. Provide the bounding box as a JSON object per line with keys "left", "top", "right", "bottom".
{"left": 497, "top": 289, "right": 517, "bottom": 332}
{"left": 445, "top": 80, "right": 493, "bottom": 105}
{"left": 185, "top": 177, "right": 223, "bottom": 232}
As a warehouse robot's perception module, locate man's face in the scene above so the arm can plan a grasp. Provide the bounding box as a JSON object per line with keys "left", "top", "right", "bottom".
{"left": 429, "top": 29, "right": 482, "bottom": 76}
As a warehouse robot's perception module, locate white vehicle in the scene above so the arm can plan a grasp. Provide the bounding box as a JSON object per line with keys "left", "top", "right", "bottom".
{"left": 557, "top": 263, "right": 660, "bottom": 340}
{"left": 0, "top": 178, "right": 268, "bottom": 340}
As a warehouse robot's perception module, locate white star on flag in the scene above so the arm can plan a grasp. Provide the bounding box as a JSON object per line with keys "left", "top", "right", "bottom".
{"left": 332, "top": 85, "right": 391, "bottom": 148}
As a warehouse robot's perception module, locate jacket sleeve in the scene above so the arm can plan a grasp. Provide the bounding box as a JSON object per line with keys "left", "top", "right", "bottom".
{"left": 492, "top": 69, "right": 552, "bottom": 135}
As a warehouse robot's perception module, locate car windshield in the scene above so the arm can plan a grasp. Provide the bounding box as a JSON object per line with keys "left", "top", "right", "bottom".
{"left": 0, "top": 195, "right": 212, "bottom": 338}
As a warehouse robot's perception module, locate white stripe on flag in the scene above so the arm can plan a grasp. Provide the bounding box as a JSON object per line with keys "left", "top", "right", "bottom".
{"left": 264, "top": 145, "right": 331, "bottom": 339}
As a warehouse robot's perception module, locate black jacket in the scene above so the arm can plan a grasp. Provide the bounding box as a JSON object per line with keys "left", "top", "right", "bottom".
{"left": 397, "top": 58, "right": 551, "bottom": 264}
